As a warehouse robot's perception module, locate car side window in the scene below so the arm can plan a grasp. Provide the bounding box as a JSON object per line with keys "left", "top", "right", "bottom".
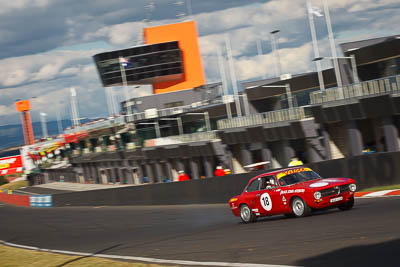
{"left": 261, "top": 175, "right": 277, "bottom": 189}
{"left": 246, "top": 179, "right": 260, "bottom": 192}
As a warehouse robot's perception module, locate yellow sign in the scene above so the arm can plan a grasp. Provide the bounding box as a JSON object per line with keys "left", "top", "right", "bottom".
{"left": 277, "top": 167, "right": 312, "bottom": 180}
{"left": 0, "top": 163, "right": 10, "bottom": 169}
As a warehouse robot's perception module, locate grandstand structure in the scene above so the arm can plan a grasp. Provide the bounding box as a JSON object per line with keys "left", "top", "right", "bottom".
{"left": 26, "top": 30, "right": 400, "bottom": 184}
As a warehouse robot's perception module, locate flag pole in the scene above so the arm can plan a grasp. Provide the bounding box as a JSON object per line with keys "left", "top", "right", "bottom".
{"left": 306, "top": 0, "right": 325, "bottom": 92}
{"left": 119, "top": 57, "right": 131, "bottom": 116}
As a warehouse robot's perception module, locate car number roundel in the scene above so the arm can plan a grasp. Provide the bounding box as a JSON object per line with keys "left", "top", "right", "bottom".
{"left": 260, "top": 192, "right": 272, "bottom": 211}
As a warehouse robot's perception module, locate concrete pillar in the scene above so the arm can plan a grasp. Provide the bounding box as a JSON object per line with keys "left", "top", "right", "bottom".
{"left": 347, "top": 120, "right": 363, "bottom": 156}
{"left": 382, "top": 117, "right": 399, "bottom": 152}
{"left": 225, "top": 147, "right": 234, "bottom": 172}
{"left": 165, "top": 160, "right": 173, "bottom": 181}
{"left": 283, "top": 140, "right": 295, "bottom": 166}
{"left": 261, "top": 143, "right": 272, "bottom": 169}
{"left": 145, "top": 162, "right": 154, "bottom": 184}
{"left": 240, "top": 143, "right": 252, "bottom": 167}
{"left": 190, "top": 157, "right": 200, "bottom": 179}
{"left": 176, "top": 159, "right": 185, "bottom": 173}
{"left": 154, "top": 161, "right": 163, "bottom": 183}
{"left": 204, "top": 156, "right": 213, "bottom": 178}
{"left": 322, "top": 126, "right": 332, "bottom": 160}
{"left": 43, "top": 172, "right": 50, "bottom": 184}
{"left": 306, "top": 138, "right": 324, "bottom": 163}
{"left": 109, "top": 162, "right": 116, "bottom": 184}
{"left": 100, "top": 170, "right": 108, "bottom": 184}
{"left": 136, "top": 162, "right": 144, "bottom": 184}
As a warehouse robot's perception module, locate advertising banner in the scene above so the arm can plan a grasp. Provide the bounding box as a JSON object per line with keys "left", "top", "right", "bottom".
{"left": 0, "top": 155, "right": 23, "bottom": 175}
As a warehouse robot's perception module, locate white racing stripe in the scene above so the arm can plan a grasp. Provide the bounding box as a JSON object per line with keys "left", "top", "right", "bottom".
{"left": 0, "top": 240, "right": 297, "bottom": 267}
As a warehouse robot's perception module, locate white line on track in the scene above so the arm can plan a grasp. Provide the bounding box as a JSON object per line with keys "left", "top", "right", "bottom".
{"left": 0, "top": 240, "right": 297, "bottom": 267}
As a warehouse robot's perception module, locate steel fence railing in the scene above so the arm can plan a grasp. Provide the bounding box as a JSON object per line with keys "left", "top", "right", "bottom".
{"left": 217, "top": 106, "right": 309, "bottom": 130}
{"left": 310, "top": 74, "right": 400, "bottom": 105}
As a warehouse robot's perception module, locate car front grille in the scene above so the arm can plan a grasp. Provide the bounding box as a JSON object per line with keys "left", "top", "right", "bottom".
{"left": 320, "top": 184, "right": 349, "bottom": 198}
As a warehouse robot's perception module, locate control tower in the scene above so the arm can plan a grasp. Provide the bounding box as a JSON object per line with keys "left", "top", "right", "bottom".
{"left": 15, "top": 100, "right": 35, "bottom": 145}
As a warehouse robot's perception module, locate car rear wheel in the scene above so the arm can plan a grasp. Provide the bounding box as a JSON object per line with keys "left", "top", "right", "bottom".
{"left": 240, "top": 204, "right": 257, "bottom": 223}
{"left": 338, "top": 196, "right": 354, "bottom": 211}
{"left": 291, "top": 197, "right": 311, "bottom": 217}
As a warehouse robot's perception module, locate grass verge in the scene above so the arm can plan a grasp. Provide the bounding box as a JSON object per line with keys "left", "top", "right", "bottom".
{"left": 0, "top": 244, "right": 173, "bottom": 267}
{"left": 0, "top": 180, "right": 28, "bottom": 191}
{"left": 360, "top": 184, "right": 400, "bottom": 192}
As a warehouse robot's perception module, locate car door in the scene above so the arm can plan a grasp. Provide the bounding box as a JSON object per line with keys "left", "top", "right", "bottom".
{"left": 240, "top": 178, "right": 262, "bottom": 214}
{"left": 257, "top": 175, "right": 285, "bottom": 216}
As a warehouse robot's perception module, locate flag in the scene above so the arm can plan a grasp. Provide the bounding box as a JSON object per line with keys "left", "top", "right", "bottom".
{"left": 308, "top": 6, "right": 323, "bottom": 17}
{"left": 119, "top": 57, "right": 132, "bottom": 68}
{"left": 70, "top": 87, "right": 76, "bottom": 96}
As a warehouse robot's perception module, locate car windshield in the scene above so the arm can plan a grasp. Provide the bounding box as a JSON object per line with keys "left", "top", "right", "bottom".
{"left": 279, "top": 170, "right": 321, "bottom": 186}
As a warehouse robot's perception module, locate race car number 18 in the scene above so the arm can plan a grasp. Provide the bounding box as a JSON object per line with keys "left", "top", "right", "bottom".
{"left": 260, "top": 192, "right": 272, "bottom": 211}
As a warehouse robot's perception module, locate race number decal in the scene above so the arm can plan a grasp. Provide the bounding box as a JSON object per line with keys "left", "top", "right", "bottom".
{"left": 260, "top": 192, "right": 272, "bottom": 211}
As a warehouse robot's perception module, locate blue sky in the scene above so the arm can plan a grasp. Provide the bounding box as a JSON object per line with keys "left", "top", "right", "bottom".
{"left": 0, "top": 0, "right": 399, "bottom": 126}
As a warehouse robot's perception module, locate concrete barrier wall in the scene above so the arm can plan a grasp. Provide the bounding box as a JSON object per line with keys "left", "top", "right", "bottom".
{"left": 51, "top": 151, "right": 400, "bottom": 206}
{"left": 307, "top": 152, "right": 400, "bottom": 190}
{"left": 0, "top": 193, "right": 30, "bottom": 206}
{"left": 52, "top": 170, "right": 266, "bottom": 206}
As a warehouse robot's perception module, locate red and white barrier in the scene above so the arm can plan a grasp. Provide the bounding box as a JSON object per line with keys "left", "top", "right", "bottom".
{"left": 355, "top": 190, "right": 400, "bottom": 198}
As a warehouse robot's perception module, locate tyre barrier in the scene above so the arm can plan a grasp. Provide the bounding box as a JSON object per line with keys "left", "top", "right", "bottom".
{"left": 0, "top": 192, "right": 52, "bottom": 207}
{"left": 30, "top": 195, "right": 53, "bottom": 207}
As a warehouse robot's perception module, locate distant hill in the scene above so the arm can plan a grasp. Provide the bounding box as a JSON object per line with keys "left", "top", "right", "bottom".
{"left": 0, "top": 120, "right": 73, "bottom": 150}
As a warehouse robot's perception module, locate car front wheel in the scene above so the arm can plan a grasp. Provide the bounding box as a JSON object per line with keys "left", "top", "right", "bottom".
{"left": 240, "top": 204, "right": 257, "bottom": 223}
{"left": 338, "top": 196, "right": 354, "bottom": 211}
{"left": 291, "top": 197, "right": 311, "bottom": 217}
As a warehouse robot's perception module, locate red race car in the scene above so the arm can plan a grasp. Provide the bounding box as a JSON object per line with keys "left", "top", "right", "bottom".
{"left": 229, "top": 167, "right": 356, "bottom": 223}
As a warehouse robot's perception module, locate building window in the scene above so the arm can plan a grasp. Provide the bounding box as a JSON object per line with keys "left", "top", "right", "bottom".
{"left": 164, "top": 101, "right": 184, "bottom": 108}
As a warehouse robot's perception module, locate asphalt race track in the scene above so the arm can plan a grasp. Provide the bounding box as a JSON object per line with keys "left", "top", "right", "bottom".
{"left": 1, "top": 197, "right": 399, "bottom": 266}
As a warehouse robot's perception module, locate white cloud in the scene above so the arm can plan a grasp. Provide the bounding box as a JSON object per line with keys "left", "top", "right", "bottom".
{"left": 0, "top": 0, "right": 51, "bottom": 14}
{"left": 0, "top": 49, "right": 104, "bottom": 88}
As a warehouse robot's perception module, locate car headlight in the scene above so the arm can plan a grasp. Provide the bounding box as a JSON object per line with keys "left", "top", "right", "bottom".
{"left": 349, "top": 183, "right": 357, "bottom": 192}
{"left": 314, "top": 191, "right": 322, "bottom": 200}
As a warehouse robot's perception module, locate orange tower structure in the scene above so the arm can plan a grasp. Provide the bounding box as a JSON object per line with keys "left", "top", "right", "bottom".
{"left": 144, "top": 20, "right": 206, "bottom": 94}
{"left": 15, "top": 100, "right": 35, "bottom": 145}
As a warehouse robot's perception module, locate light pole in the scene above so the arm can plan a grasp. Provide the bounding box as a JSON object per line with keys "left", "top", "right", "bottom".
{"left": 322, "top": 0, "right": 342, "bottom": 90}
{"left": 313, "top": 55, "right": 359, "bottom": 89}
{"left": 186, "top": 112, "right": 211, "bottom": 132}
{"left": 139, "top": 122, "right": 161, "bottom": 138}
{"left": 270, "top": 30, "right": 282, "bottom": 78}
{"left": 225, "top": 34, "right": 242, "bottom": 117}
{"left": 160, "top": 117, "right": 183, "bottom": 135}
{"left": 306, "top": 0, "right": 325, "bottom": 93}
{"left": 256, "top": 39, "right": 267, "bottom": 79}
{"left": 233, "top": 94, "right": 250, "bottom": 116}
{"left": 70, "top": 87, "right": 80, "bottom": 127}
{"left": 173, "top": 0, "right": 192, "bottom": 19}
{"left": 55, "top": 99, "right": 65, "bottom": 135}
{"left": 40, "top": 112, "right": 48, "bottom": 139}
{"left": 216, "top": 45, "right": 232, "bottom": 119}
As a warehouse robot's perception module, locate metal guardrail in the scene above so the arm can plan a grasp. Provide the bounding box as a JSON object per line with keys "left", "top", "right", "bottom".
{"left": 310, "top": 75, "right": 400, "bottom": 105}
{"left": 144, "top": 131, "right": 220, "bottom": 147}
{"left": 217, "top": 106, "right": 310, "bottom": 130}
{"left": 64, "top": 116, "right": 126, "bottom": 134}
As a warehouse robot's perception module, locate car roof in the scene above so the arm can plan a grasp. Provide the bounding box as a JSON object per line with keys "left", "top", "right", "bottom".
{"left": 248, "top": 167, "right": 313, "bottom": 183}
